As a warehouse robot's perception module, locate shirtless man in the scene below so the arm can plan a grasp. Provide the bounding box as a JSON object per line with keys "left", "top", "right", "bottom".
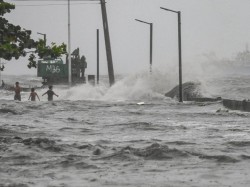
{"left": 14, "top": 82, "right": 21, "bottom": 101}
{"left": 28, "top": 88, "right": 40, "bottom": 101}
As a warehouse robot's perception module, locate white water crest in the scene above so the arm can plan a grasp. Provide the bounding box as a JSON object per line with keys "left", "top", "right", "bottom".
{"left": 54, "top": 71, "right": 171, "bottom": 102}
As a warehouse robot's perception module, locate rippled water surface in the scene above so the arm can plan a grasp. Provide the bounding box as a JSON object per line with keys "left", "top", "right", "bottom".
{"left": 1, "top": 73, "right": 250, "bottom": 187}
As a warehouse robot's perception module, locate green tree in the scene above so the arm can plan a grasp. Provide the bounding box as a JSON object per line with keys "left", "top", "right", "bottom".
{"left": 0, "top": 0, "right": 67, "bottom": 71}
{"left": 27, "top": 39, "right": 67, "bottom": 68}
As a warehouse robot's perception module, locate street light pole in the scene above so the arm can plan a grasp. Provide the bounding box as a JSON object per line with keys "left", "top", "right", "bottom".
{"left": 37, "top": 32, "right": 46, "bottom": 46}
{"left": 177, "top": 11, "right": 183, "bottom": 102}
{"left": 160, "top": 7, "right": 183, "bottom": 102}
{"left": 135, "top": 19, "right": 153, "bottom": 73}
{"left": 149, "top": 22, "right": 153, "bottom": 73}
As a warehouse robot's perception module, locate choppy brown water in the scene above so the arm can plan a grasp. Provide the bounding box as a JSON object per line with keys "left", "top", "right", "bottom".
{"left": 1, "top": 73, "right": 250, "bottom": 187}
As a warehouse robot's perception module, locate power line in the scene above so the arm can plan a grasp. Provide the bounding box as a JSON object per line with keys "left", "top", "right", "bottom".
{"left": 11, "top": 0, "right": 100, "bottom": 9}
{"left": 11, "top": 0, "right": 99, "bottom": 2}
{"left": 15, "top": 3, "right": 99, "bottom": 6}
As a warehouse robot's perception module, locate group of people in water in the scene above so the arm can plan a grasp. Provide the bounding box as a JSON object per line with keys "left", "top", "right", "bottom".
{"left": 14, "top": 82, "right": 59, "bottom": 101}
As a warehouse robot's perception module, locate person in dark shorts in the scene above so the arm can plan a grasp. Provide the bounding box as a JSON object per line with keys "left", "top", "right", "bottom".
{"left": 42, "top": 85, "right": 59, "bottom": 101}
{"left": 28, "top": 88, "right": 40, "bottom": 101}
{"left": 14, "top": 82, "right": 21, "bottom": 101}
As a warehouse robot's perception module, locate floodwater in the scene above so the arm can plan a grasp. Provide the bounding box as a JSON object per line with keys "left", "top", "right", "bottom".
{"left": 1, "top": 72, "right": 250, "bottom": 187}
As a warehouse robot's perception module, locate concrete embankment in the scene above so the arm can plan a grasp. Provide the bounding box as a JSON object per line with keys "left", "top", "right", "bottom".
{"left": 222, "top": 99, "right": 250, "bottom": 112}
{"left": 185, "top": 97, "right": 250, "bottom": 112}
{"left": 186, "top": 97, "right": 222, "bottom": 102}
{"left": 186, "top": 98, "right": 250, "bottom": 112}
{"left": 164, "top": 81, "right": 250, "bottom": 112}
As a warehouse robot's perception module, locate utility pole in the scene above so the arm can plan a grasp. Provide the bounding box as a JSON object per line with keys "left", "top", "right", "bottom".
{"left": 68, "top": 0, "right": 72, "bottom": 85}
{"left": 100, "top": 0, "right": 115, "bottom": 86}
{"left": 97, "top": 29, "right": 100, "bottom": 84}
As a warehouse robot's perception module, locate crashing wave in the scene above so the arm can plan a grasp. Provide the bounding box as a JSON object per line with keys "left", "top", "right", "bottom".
{"left": 165, "top": 81, "right": 222, "bottom": 102}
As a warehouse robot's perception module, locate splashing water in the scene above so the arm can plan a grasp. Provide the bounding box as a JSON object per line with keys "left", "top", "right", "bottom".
{"left": 1, "top": 66, "right": 250, "bottom": 187}
{"left": 57, "top": 71, "right": 170, "bottom": 102}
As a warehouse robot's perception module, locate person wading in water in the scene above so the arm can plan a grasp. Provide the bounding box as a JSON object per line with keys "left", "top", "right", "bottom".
{"left": 42, "top": 85, "right": 59, "bottom": 101}
{"left": 28, "top": 88, "right": 40, "bottom": 101}
{"left": 14, "top": 82, "right": 21, "bottom": 101}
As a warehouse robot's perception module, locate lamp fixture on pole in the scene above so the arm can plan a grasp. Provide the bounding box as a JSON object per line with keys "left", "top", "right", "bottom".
{"left": 160, "top": 7, "right": 183, "bottom": 102}
{"left": 135, "top": 19, "right": 153, "bottom": 73}
{"left": 37, "top": 32, "right": 46, "bottom": 47}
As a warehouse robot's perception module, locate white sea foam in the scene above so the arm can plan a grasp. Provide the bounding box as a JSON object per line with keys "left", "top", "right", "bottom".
{"left": 56, "top": 71, "right": 171, "bottom": 101}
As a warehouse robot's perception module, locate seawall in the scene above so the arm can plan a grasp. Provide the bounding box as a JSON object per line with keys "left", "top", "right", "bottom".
{"left": 222, "top": 99, "right": 250, "bottom": 112}
{"left": 164, "top": 82, "right": 250, "bottom": 112}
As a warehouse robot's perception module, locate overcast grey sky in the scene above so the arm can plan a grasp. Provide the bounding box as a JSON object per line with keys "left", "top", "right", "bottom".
{"left": 3, "top": 0, "right": 250, "bottom": 76}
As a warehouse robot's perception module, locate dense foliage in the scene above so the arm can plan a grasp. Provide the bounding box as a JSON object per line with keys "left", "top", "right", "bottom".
{"left": 27, "top": 40, "right": 67, "bottom": 68}
{"left": 0, "top": 0, "right": 67, "bottom": 71}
